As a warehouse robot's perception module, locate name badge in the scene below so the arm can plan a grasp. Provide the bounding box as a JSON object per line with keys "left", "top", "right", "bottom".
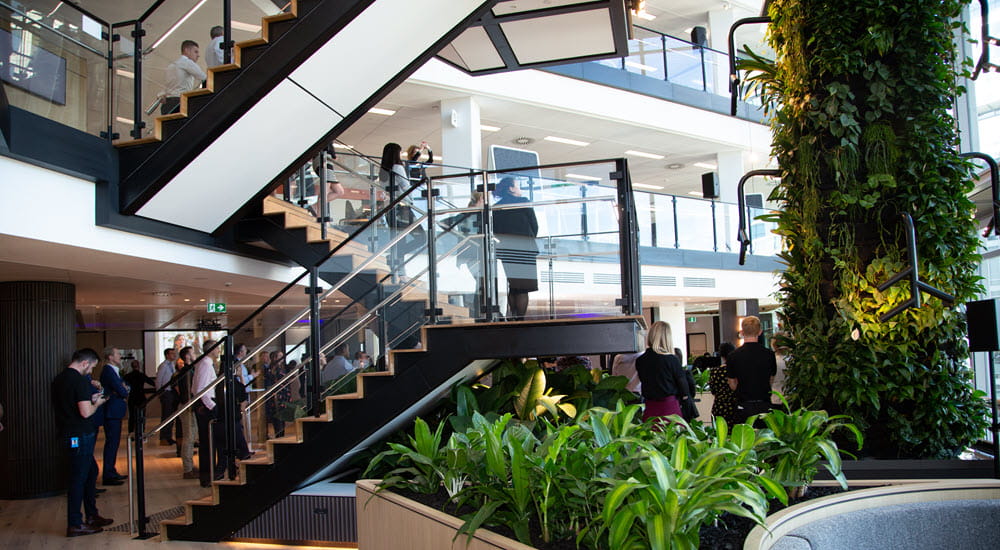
{"left": 70, "top": 437, "right": 80, "bottom": 448}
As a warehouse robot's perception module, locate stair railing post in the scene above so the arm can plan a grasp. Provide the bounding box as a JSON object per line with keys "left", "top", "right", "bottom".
{"left": 318, "top": 149, "right": 329, "bottom": 241}
{"left": 423, "top": 177, "right": 440, "bottom": 324}
{"left": 130, "top": 21, "right": 145, "bottom": 139}
{"left": 132, "top": 406, "right": 155, "bottom": 538}
{"left": 307, "top": 267, "right": 323, "bottom": 416}
{"left": 222, "top": 0, "right": 233, "bottom": 65}
{"left": 297, "top": 165, "right": 308, "bottom": 209}
{"left": 223, "top": 336, "right": 237, "bottom": 480}
{"left": 480, "top": 171, "right": 498, "bottom": 322}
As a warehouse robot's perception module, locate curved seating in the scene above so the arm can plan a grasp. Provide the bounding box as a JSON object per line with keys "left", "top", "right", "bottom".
{"left": 745, "top": 480, "right": 1000, "bottom": 550}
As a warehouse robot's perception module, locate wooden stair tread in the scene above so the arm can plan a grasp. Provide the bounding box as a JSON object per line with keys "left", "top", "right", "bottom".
{"left": 114, "top": 136, "right": 159, "bottom": 148}
{"left": 160, "top": 517, "right": 190, "bottom": 527}
{"left": 264, "top": 12, "right": 297, "bottom": 23}
{"left": 186, "top": 495, "right": 216, "bottom": 506}
{"left": 159, "top": 112, "right": 187, "bottom": 121}
{"left": 236, "top": 38, "right": 268, "bottom": 49}
{"left": 269, "top": 435, "right": 302, "bottom": 444}
{"left": 239, "top": 456, "right": 273, "bottom": 466}
{"left": 209, "top": 63, "right": 240, "bottom": 74}
{"left": 297, "top": 413, "right": 332, "bottom": 422}
{"left": 328, "top": 391, "right": 362, "bottom": 400}
{"left": 182, "top": 88, "right": 213, "bottom": 98}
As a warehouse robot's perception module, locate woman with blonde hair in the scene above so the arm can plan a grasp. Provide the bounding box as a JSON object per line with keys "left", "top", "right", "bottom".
{"left": 635, "top": 321, "right": 691, "bottom": 423}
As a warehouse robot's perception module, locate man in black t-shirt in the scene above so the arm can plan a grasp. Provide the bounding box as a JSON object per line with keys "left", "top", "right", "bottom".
{"left": 726, "top": 316, "right": 777, "bottom": 424}
{"left": 51, "top": 348, "right": 114, "bottom": 537}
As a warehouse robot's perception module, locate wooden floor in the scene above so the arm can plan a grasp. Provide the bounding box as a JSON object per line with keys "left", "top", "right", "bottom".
{"left": 0, "top": 420, "right": 349, "bottom": 549}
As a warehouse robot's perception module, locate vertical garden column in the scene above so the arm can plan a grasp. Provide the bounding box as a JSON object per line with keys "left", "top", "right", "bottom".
{"left": 0, "top": 281, "right": 76, "bottom": 497}
{"left": 751, "top": 0, "right": 989, "bottom": 458}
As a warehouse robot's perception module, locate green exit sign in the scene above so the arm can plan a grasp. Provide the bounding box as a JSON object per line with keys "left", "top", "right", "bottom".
{"left": 687, "top": 316, "right": 697, "bottom": 323}
{"left": 207, "top": 303, "right": 227, "bottom": 313}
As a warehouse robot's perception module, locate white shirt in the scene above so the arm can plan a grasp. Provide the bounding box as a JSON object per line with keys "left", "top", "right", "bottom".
{"left": 155, "top": 359, "right": 175, "bottom": 391}
{"left": 192, "top": 356, "right": 217, "bottom": 409}
{"left": 239, "top": 363, "right": 255, "bottom": 392}
{"left": 206, "top": 35, "right": 224, "bottom": 68}
{"left": 164, "top": 55, "right": 206, "bottom": 98}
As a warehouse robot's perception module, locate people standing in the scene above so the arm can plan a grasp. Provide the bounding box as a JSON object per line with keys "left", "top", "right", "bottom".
{"left": 155, "top": 348, "right": 179, "bottom": 445}
{"left": 726, "top": 316, "right": 778, "bottom": 424}
{"left": 322, "top": 343, "right": 353, "bottom": 385}
{"left": 51, "top": 348, "right": 113, "bottom": 537}
{"left": 161, "top": 40, "right": 205, "bottom": 115}
{"left": 99, "top": 347, "right": 129, "bottom": 485}
{"left": 123, "top": 359, "right": 155, "bottom": 435}
{"left": 193, "top": 340, "right": 220, "bottom": 487}
{"left": 176, "top": 346, "right": 198, "bottom": 479}
{"left": 263, "top": 351, "right": 289, "bottom": 438}
{"left": 635, "top": 321, "right": 691, "bottom": 425}
{"left": 352, "top": 350, "right": 370, "bottom": 370}
{"left": 205, "top": 25, "right": 225, "bottom": 68}
{"left": 492, "top": 177, "right": 539, "bottom": 321}
{"left": 709, "top": 342, "right": 738, "bottom": 425}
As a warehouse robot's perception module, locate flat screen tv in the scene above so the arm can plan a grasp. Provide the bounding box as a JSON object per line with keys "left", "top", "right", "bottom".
{"left": 0, "top": 28, "right": 68, "bottom": 105}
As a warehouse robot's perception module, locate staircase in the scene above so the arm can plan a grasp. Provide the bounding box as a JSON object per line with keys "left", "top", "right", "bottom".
{"left": 240, "top": 195, "right": 470, "bottom": 342}
{"left": 161, "top": 316, "right": 643, "bottom": 541}
{"left": 113, "top": 0, "right": 495, "bottom": 234}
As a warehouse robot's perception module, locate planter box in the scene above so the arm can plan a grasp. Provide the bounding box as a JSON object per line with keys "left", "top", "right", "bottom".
{"left": 356, "top": 479, "right": 535, "bottom": 550}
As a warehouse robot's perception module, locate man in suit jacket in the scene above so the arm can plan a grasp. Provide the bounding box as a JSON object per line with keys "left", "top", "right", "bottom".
{"left": 99, "top": 347, "right": 130, "bottom": 485}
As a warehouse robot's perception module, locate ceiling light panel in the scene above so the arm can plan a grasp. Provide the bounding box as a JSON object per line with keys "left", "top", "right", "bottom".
{"left": 625, "top": 150, "right": 664, "bottom": 160}
{"left": 544, "top": 135, "right": 590, "bottom": 147}
{"left": 693, "top": 161, "right": 718, "bottom": 169}
{"left": 369, "top": 107, "right": 396, "bottom": 116}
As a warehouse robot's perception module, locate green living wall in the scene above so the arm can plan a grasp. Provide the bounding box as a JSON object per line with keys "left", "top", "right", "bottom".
{"left": 749, "top": 0, "right": 989, "bottom": 458}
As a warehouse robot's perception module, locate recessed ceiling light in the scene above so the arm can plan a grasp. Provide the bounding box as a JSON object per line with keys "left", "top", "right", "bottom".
{"left": 693, "top": 161, "right": 718, "bottom": 170}
{"left": 635, "top": 11, "right": 656, "bottom": 21}
{"left": 152, "top": 291, "right": 174, "bottom": 297}
{"left": 634, "top": 183, "right": 664, "bottom": 190}
{"left": 566, "top": 173, "right": 603, "bottom": 182}
{"left": 625, "top": 150, "right": 665, "bottom": 160}
{"left": 333, "top": 143, "right": 353, "bottom": 149}
{"left": 688, "top": 191, "right": 704, "bottom": 197}
{"left": 544, "top": 135, "right": 590, "bottom": 147}
{"left": 667, "top": 163, "right": 684, "bottom": 169}
{"left": 624, "top": 61, "right": 657, "bottom": 72}
{"left": 184, "top": 298, "right": 191, "bottom": 302}
{"left": 480, "top": 124, "right": 501, "bottom": 132}
{"left": 199, "top": 298, "right": 206, "bottom": 302}
{"left": 513, "top": 136, "right": 535, "bottom": 145}
{"left": 369, "top": 107, "right": 396, "bottom": 116}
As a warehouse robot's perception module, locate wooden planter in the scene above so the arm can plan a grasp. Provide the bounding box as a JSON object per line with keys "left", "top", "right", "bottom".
{"left": 356, "top": 480, "right": 536, "bottom": 550}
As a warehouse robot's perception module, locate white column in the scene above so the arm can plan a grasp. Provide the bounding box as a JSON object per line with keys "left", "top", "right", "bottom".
{"left": 706, "top": 8, "right": 737, "bottom": 96}
{"left": 716, "top": 150, "right": 744, "bottom": 205}
{"left": 654, "top": 302, "right": 689, "bottom": 364}
{"left": 440, "top": 96, "right": 483, "bottom": 174}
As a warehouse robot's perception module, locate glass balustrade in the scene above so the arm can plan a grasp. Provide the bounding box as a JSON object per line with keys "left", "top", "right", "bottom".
{"left": 1, "top": 2, "right": 110, "bottom": 136}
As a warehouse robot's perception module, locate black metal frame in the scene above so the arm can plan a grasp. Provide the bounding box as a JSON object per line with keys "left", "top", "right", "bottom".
{"left": 736, "top": 168, "right": 780, "bottom": 265}
{"left": 728, "top": 16, "right": 771, "bottom": 116}
{"left": 961, "top": 152, "right": 1000, "bottom": 236}
{"left": 875, "top": 213, "right": 955, "bottom": 322}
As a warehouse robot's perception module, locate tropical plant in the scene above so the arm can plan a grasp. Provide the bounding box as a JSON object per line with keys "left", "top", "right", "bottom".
{"left": 739, "top": 0, "right": 989, "bottom": 458}
{"left": 756, "top": 393, "right": 863, "bottom": 497}
{"left": 365, "top": 417, "right": 447, "bottom": 494}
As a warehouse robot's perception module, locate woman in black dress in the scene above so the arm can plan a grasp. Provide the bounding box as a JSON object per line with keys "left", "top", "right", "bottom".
{"left": 491, "top": 177, "right": 539, "bottom": 321}
{"left": 709, "top": 342, "right": 738, "bottom": 425}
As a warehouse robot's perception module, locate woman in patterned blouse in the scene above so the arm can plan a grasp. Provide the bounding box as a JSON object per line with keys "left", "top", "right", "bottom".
{"left": 709, "top": 342, "right": 738, "bottom": 425}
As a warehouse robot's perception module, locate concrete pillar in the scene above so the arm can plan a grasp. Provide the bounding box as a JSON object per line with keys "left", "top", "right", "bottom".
{"left": 716, "top": 150, "right": 745, "bottom": 205}
{"left": 719, "top": 298, "right": 760, "bottom": 349}
{"left": 0, "top": 281, "right": 76, "bottom": 498}
{"left": 654, "top": 302, "right": 688, "bottom": 364}
{"left": 440, "top": 97, "right": 483, "bottom": 174}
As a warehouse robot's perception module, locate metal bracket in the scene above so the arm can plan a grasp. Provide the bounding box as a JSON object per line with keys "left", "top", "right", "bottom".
{"left": 875, "top": 213, "right": 955, "bottom": 322}
{"left": 424, "top": 308, "right": 443, "bottom": 316}
{"left": 304, "top": 286, "right": 324, "bottom": 296}
{"left": 736, "top": 169, "right": 781, "bottom": 265}
{"left": 960, "top": 152, "right": 999, "bottom": 236}
{"left": 476, "top": 183, "right": 497, "bottom": 193}
{"left": 420, "top": 188, "right": 441, "bottom": 198}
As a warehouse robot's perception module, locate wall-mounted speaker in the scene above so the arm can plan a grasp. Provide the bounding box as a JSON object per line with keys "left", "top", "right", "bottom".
{"left": 691, "top": 26, "right": 708, "bottom": 47}
{"left": 967, "top": 298, "right": 1000, "bottom": 352}
{"left": 701, "top": 172, "right": 719, "bottom": 199}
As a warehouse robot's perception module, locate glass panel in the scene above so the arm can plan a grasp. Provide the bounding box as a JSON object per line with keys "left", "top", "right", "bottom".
{"left": 674, "top": 196, "right": 715, "bottom": 251}
{"left": 665, "top": 36, "right": 705, "bottom": 92}
{"left": 431, "top": 172, "right": 487, "bottom": 322}
{"left": 653, "top": 194, "right": 676, "bottom": 248}
{"left": 715, "top": 202, "right": 740, "bottom": 255}
{"left": 1, "top": 3, "right": 108, "bottom": 136}
{"left": 624, "top": 30, "right": 664, "bottom": 79}
{"left": 635, "top": 191, "right": 653, "bottom": 247}
{"left": 748, "top": 206, "right": 780, "bottom": 257}
{"left": 488, "top": 162, "right": 622, "bottom": 320}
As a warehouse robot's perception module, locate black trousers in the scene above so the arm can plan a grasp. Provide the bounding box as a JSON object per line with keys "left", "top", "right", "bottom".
{"left": 195, "top": 404, "right": 215, "bottom": 486}
{"left": 735, "top": 400, "right": 771, "bottom": 425}
{"left": 159, "top": 391, "right": 178, "bottom": 441}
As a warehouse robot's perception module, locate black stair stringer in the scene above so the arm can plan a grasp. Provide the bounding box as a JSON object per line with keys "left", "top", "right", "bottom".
{"left": 164, "top": 316, "right": 643, "bottom": 542}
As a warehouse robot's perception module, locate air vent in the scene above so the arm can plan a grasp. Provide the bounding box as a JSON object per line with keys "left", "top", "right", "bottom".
{"left": 540, "top": 271, "right": 585, "bottom": 284}
{"left": 641, "top": 275, "right": 677, "bottom": 287}
{"left": 683, "top": 277, "right": 716, "bottom": 288}
{"left": 593, "top": 273, "right": 620, "bottom": 285}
